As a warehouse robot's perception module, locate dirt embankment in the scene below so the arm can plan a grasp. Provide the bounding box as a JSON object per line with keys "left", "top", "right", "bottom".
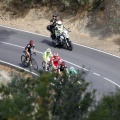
{"left": 0, "top": 0, "right": 120, "bottom": 56}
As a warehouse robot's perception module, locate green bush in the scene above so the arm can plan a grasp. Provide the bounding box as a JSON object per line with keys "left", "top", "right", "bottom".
{"left": 85, "top": 89, "right": 120, "bottom": 120}
{"left": 0, "top": 69, "right": 95, "bottom": 120}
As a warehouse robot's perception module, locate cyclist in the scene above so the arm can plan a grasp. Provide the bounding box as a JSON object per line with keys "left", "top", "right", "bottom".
{"left": 68, "top": 66, "right": 77, "bottom": 75}
{"left": 58, "top": 61, "right": 68, "bottom": 76}
{"left": 42, "top": 48, "right": 53, "bottom": 71}
{"left": 50, "top": 53, "right": 61, "bottom": 72}
{"left": 47, "top": 14, "right": 58, "bottom": 39}
{"left": 25, "top": 40, "right": 36, "bottom": 63}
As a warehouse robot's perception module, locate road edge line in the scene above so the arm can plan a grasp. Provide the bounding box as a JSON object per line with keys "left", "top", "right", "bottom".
{"left": 0, "top": 60, "right": 38, "bottom": 76}
{"left": 0, "top": 24, "right": 120, "bottom": 59}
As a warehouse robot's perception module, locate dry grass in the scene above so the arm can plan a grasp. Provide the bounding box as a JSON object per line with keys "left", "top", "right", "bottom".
{"left": 0, "top": 5, "right": 120, "bottom": 56}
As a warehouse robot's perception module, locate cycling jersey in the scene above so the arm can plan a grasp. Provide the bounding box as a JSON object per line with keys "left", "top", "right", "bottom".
{"left": 42, "top": 51, "right": 53, "bottom": 62}
{"left": 50, "top": 56, "right": 61, "bottom": 67}
{"left": 68, "top": 69, "right": 77, "bottom": 75}
{"left": 25, "top": 44, "right": 35, "bottom": 53}
{"left": 58, "top": 64, "right": 67, "bottom": 71}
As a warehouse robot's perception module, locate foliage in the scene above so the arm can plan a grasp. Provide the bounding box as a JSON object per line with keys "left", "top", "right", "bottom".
{"left": 50, "top": 70, "right": 95, "bottom": 120}
{"left": 111, "top": 18, "right": 120, "bottom": 33}
{"left": 1, "top": 0, "right": 106, "bottom": 14}
{"left": 85, "top": 88, "right": 120, "bottom": 120}
{"left": 0, "top": 71, "right": 52, "bottom": 120}
{"left": 0, "top": 69, "right": 95, "bottom": 120}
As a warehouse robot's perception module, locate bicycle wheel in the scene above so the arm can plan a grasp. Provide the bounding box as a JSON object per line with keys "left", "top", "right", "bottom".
{"left": 48, "top": 62, "right": 53, "bottom": 72}
{"left": 42, "top": 61, "right": 46, "bottom": 71}
{"left": 31, "top": 58, "right": 38, "bottom": 70}
{"left": 21, "top": 55, "right": 28, "bottom": 67}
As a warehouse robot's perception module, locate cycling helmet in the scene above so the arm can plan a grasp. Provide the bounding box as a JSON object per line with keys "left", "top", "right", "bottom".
{"left": 29, "top": 40, "right": 34, "bottom": 45}
{"left": 57, "top": 21, "right": 62, "bottom": 25}
{"left": 70, "top": 66, "right": 75, "bottom": 71}
{"left": 54, "top": 53, "right": 58, "bottom": 56}
{"left": 47, "top": 48, "right": 51, "bottom": 53}
{"left": 61, "top": 61, "right": 65, "bottom": 66}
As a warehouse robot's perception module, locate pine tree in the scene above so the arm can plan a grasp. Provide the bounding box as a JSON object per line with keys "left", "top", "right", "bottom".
{"left": 50, "top": 70, "right": 95, "bottom": 120}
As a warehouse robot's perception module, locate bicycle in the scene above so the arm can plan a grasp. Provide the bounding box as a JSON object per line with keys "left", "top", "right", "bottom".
{"left": 42, "top": 61, "right": 52, "bottom": 72}
{"left": 21, "top": 51, "right": 38, "bottom": 70}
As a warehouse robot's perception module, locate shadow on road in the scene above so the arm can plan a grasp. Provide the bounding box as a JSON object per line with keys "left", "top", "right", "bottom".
{"left": 0, "top": 29, "right": 16, "bottom": 43}
{"left": 41, "top": 39, "right": 54, "bottom": 47}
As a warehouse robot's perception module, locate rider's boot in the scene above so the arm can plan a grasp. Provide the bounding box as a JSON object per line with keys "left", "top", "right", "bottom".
{"left": 51, "top": 33, "right": 56, "bottom": 40}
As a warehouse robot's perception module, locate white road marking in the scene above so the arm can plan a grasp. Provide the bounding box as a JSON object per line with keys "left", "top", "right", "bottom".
{"left": 63, "top": 60, "right": 90, "bottom": 72}
{"left": 104, "top": 77, "right": 120, "bottom": 88}
{"left": 0, "top": 60, "right": 38, "bottom": 76}
{"left": 0, "top": 41, "right": 24, "bottom": 49}
{"left": 0, "top": 41, "right": 89, "bottom": 71}
{"left": 75, "top": 43, "right": 120, "bottom": 59}
{"left": 1, "top": 24, "right": 120, "bottom": 59}
{"left": 0, "top": 41, "right": 120, "bottom": 88}
{"left": 93, "top": 72, "right": 100, "bottom": 76}
{"left": 0, "top": 24, "right": 49, "bottom": 38}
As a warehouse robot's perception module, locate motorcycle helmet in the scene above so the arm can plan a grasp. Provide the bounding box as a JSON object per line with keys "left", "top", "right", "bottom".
{"left": 57, "top": 21, "right": 62, "bottom": 25}
{"left": 53, "top": 14, "right": 57, "bottom": 18}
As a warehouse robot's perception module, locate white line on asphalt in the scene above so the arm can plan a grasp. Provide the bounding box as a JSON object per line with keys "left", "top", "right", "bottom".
{"left": 63, "top": 60, "right": 90, "bottom": 72}
{"left": 93, "top": 72, "right": 101, "bottom": 76}
{"left": 1, "top": 24, "right": 120, "bottom": 59}
{"left": 104, "top": 77, "right": 120, "bottom": 88}
{"left": 0, "top": 41, "right": 89, "bottom": 71}
{"left": 0, "top": 24, "right": 49, "bottom": 38}
{"left": 0, "top": 60, "right": 38, "bottom": 76}
{"left": 1, "top": 41, "right": 120, "bottom": 88}
{"left": 0, "top": 41, "right": 24, "bottom": 49}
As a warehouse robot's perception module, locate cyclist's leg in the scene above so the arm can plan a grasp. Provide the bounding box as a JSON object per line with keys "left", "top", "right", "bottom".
{"left": 59, "top": 69, "right": 63, "bottom": 76}
{"left": 42, "top": 56, "right": 47, "bottom": 69}
{"left": 44, "top": 58, "right": 49, "bottom": 70}
{"left": 26, "top": 52, "right": 30, "bottom": 63}
{"left": 28, "top": 51, "right": 31, "bottom": 62}
{"left": 54, "top": 63, "right": 59, "bottom": 73}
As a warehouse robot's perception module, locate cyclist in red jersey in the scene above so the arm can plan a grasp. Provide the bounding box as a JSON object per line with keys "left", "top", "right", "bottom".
{"left": 50, "top": 53, "right": 61, "bottom": 72}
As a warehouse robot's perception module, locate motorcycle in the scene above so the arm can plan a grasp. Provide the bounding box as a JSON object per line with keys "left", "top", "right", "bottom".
{"left": 51, "top": 28, "right": 73, "bottom": 51}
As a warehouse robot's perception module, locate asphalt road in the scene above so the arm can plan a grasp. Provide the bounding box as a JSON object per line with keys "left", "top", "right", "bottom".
{"left": 0, "top": 25, "right": 120, "bottom": 100}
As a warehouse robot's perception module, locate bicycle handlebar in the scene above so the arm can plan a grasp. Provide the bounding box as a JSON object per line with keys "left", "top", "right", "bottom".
{"left": 30, "top": 52, "right": 36, "bottom": 56}
{"left": 23, "top": 51, "right": 36, "bottom": 55}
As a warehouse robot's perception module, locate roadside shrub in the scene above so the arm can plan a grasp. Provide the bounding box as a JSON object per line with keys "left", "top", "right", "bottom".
{"left": 85, "top": 89, "right": 120, "bottom": 120}
{"left": 1, "top": 0, "right": 106, "bottom": 14}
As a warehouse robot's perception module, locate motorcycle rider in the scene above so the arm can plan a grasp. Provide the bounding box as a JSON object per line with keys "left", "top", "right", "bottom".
{"left": 54, "top": 21, "right": 64, "bottom": 45}
{"left": 47, "top": 14, "right": 58, "bottom": 39}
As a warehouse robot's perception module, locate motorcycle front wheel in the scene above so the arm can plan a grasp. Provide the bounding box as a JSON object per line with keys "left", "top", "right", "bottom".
{"left": 66, "top": 39, "right": 73, "bottom": 51}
